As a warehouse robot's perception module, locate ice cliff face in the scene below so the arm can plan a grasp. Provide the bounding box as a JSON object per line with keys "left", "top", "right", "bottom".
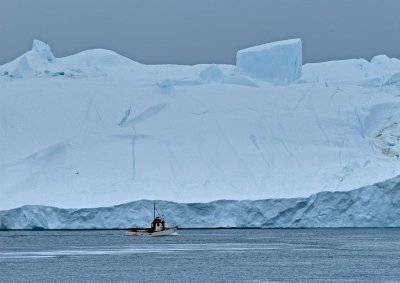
{"left": 1, "top": 175, "right": 400, "bottom": 229}
{"left": 1, "top": 39, "right": 400, "bottom": 211}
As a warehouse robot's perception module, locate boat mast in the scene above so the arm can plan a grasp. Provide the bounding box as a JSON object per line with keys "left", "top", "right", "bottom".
{"left": 153, "top": 201, "right": 156, "bottom": 220}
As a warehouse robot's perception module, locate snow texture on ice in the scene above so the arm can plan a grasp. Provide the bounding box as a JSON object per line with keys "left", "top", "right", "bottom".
{"left": 1, "top": 39, "right": 400, "bottom": 212}
{"left": 199, "top": 64, "right": 226, "bottom": 82}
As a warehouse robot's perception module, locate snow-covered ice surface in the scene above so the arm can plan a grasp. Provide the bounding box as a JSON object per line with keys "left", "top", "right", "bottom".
{"left": 1, "top": 39, "right": 400, "bottom": 212}
{"left": 1, "top": 175, "right": 400, "bottom": 229}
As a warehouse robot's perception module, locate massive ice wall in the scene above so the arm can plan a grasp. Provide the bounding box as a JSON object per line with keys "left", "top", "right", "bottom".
{"left": 2, "top": 175, "right": 400, "bottom": 229}
{"left": 236, "top": 38, "right": 302, "bottom": 84}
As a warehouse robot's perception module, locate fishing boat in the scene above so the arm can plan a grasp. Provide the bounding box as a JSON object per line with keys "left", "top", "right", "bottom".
{"left": 126, "top": 201, "right": 177, "bottom": 236}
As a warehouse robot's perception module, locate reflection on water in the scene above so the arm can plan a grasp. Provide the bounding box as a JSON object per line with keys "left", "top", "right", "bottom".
{"left": 1, "top": 229, "right": 400, "bottom": 282}
{"left": 1, "top": 242, "right": 296, "bottom": 259}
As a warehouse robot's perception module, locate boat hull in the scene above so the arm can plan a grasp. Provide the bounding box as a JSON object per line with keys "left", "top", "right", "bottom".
{"left": 126, "top": 227, "right": 177, "bottom": 237}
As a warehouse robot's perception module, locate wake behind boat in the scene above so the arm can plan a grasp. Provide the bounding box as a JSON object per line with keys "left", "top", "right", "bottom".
{"left": 126, "top": 201, "right": 177, "bottom": 236}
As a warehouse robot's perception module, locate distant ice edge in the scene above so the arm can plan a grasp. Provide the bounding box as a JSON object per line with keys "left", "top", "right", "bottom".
{"left": 1, "top": 175, "right": 400, "bottom": 230}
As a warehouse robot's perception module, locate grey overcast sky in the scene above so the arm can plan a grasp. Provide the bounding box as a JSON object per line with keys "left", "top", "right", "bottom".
{"left": 0, "top": 0, "right": 399, "bottom": 65}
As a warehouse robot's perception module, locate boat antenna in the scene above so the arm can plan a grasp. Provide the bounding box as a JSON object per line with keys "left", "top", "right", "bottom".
{"left": 153, "top": 200, "right": 156, "bottom": 220}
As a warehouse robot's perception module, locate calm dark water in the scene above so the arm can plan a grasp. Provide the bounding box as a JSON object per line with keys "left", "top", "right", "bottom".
{"left": 1, "top": 229, "right": 400, "bottom": 282}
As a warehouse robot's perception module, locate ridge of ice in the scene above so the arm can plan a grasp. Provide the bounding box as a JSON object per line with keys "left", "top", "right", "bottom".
{"left": 31, "top": 39, "right": 55, "bottom": 62}
{"left": 0, "top": 40, "right": 136, "bottom": 78}
{"left": 199, "top": 64, "right": 226, "bottom": 82}
{"left": 1, "top": 175, "right": 400, "bottom": 229}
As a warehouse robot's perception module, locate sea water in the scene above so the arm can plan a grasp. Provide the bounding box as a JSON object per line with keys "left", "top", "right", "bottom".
{"left": 1, "top": 229, "right": 400, "bottom": 282}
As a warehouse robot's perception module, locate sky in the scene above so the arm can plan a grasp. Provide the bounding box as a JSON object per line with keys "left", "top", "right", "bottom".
{"left": 0, "top": 0, "right": 399, "bottom": 65}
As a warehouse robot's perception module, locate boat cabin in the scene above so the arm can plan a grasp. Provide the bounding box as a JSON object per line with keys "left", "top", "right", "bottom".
{"left": 151, "top": 216, "right": 165, "bottom": 232}
{"left": 126, "top": 201, "right": 177, "bottom": 236}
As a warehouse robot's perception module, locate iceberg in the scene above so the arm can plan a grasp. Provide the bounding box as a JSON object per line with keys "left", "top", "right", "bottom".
{"left": 1, "top": 175, "right": 400, "bottom": 229}
{"left": 236, "top": 38, "right": 302, "bottom": 84}
{"left": 1, "top": 39, "right": 400, "bottom": 212}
